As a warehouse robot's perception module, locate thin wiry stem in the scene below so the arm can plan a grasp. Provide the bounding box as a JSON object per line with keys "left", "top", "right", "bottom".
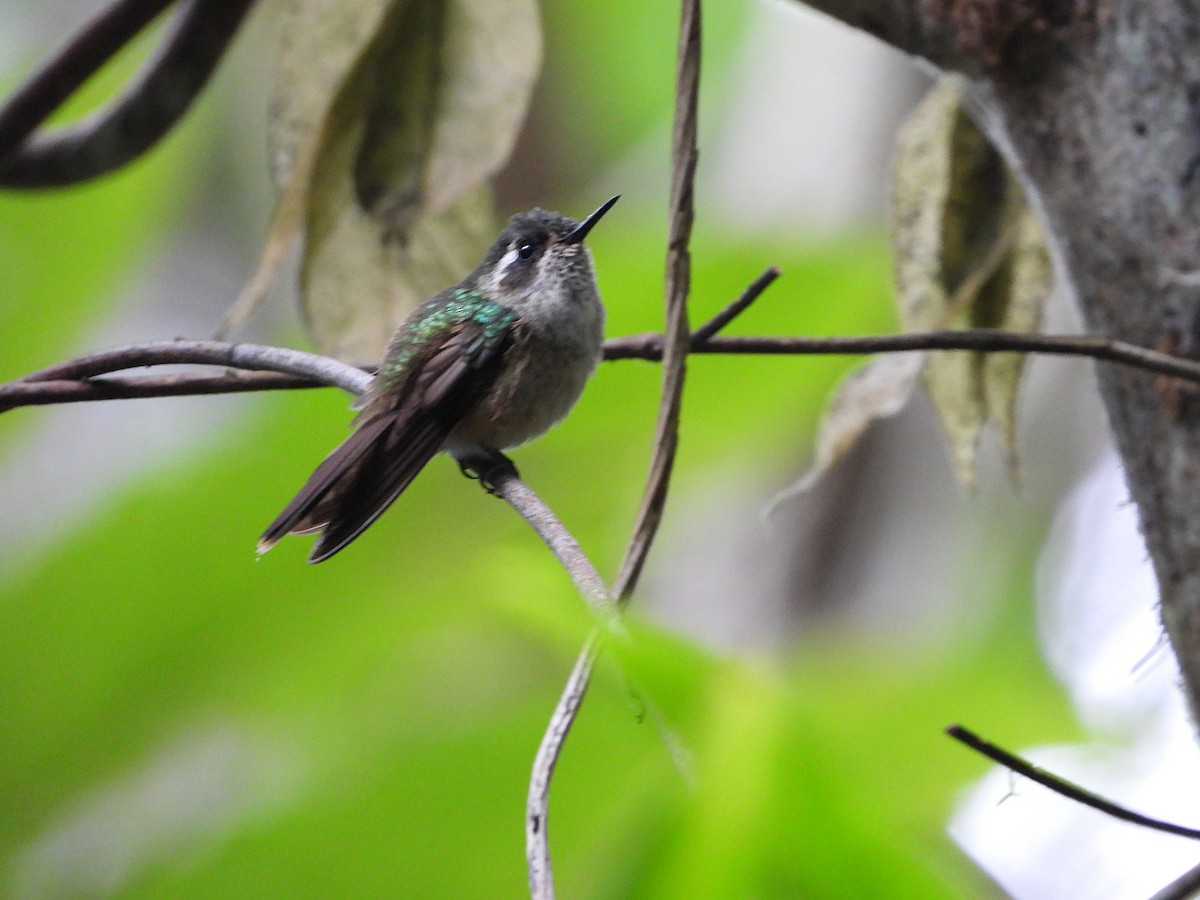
{"left": 523, "top": 1, "right": 701, "bottom": 896}
{"left": 612, "top": 0, "right": 698, "bottom": 601}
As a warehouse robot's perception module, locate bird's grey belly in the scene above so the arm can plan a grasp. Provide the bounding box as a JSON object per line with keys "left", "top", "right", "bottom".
{"left": 445, "top": 338, "right": 599, "bottom": 457}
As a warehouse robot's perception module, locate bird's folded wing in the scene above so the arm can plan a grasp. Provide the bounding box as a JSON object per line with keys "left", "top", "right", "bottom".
{"left": 259, "top": 316, "right": 517, "bottom": 563}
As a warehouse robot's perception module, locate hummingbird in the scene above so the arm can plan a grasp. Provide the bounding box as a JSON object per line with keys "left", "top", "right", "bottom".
{"left": 259, "top": 195, "right": 618, "bottom": 563}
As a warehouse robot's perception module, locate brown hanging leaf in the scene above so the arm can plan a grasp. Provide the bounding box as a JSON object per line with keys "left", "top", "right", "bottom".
{"left": 891, "top": 76, "right": 1051, "bottom": 485}
{"left": 221, "top": 0, "right": 541, "bottom": 362}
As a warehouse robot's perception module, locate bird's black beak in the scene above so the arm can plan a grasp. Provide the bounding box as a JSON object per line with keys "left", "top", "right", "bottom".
{"left": 563, "top": 195, "right": 620, "bottom": 245}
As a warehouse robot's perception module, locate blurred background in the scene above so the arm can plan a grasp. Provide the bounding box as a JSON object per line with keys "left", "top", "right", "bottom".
{"left": 2, "top": 1, "right": 1196, "bottom": 896}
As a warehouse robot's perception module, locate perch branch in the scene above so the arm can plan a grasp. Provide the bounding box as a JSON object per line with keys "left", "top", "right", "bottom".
{"left": 486, "top": 468, "right": 618, "bottom": 898}
{"left": 0, "top": 370, "right": 315, "bottom": 410}
{"left": 7, "top": 327, "right": 1200, "bottom": 415}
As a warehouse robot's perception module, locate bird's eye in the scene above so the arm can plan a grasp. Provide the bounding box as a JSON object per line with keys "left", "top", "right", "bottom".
{"left": 517, "top": 242, "right": 535, "bottom": 260}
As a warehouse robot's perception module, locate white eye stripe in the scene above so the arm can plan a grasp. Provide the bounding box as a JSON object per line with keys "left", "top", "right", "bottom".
{"left": 497, "top": 247, "right": 521, "bottom": 275}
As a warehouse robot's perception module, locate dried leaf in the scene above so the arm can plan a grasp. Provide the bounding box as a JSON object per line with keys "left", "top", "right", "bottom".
{"left": 223, "top": 0, "right": 541, "bottom": 361}
{"left": 891, "top": 76, "right": 1051, "bottom": 485}
{"left": 766, "top": 353, "right": 924, "bottom": 514}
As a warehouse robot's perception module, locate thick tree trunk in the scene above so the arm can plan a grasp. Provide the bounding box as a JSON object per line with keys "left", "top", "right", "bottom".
{"left": 799, "top": 1, "right": 1200, "bottom": 713}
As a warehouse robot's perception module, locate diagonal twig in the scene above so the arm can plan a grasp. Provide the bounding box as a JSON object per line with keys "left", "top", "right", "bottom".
{"left": 690, "top": 265, "right": 780, "bottom": 344}
{"left": 488, "top": 469, "right": 611, "bottom": 612}
{"left": 947, "top": 725, "right": 1200, "bottom": 840}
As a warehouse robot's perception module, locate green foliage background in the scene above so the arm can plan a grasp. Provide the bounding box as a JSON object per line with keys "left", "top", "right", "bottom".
{"left": 0, "top": 2, "right": 1076, "bottom": 896}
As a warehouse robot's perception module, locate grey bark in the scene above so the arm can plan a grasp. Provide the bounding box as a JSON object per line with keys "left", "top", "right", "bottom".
{"left": 797, "top": 1, "right": 1200, "bottom": 713}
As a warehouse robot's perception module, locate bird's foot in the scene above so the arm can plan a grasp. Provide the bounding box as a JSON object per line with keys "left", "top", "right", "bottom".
{"left": 458, "top": 451, "right": 519, "bottom": 497}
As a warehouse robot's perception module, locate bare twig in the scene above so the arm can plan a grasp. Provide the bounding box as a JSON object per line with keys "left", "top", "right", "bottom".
{"left": 690, "top": 266, "right": 780, "bottom": 344}
{"left": 0, "top": 0, "right": 257, "bottom": 188}
{"left": 525, "top": 634, "right": 601, "bottom": 896}
{"left": 947, "top": 725, "right": 1200, "bottom": 840}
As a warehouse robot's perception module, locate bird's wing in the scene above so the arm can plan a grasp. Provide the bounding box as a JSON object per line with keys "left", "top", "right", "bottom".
{"left": 259, "top": 314, "right": 518, "bottom": 563}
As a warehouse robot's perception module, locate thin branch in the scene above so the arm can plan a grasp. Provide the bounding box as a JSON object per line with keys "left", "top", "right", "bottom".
{"left": 690, "top": 266, "right": 780, "bottom": 344}
{"left": 0, "top": 0, "right": 257, "bottom": 188}
{"left": 602, "top": 329, "right": 1200, "bottom": 383}
{"left": 946, "top": 725, "right": 1200, "bottom": 840}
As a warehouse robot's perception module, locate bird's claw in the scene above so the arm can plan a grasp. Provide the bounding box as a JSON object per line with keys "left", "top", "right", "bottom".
{"left": 458, "top": 453, "right": 518, "bottom": 497}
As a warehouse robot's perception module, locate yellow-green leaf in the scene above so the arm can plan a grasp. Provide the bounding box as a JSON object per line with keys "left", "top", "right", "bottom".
{"left": 890, "top": 76, "right": 1051, "bottom": 485}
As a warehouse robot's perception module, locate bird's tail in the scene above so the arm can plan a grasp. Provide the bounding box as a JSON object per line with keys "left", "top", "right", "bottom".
{"left": 258, "top": 410, "right": 450, "bottom": 563}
